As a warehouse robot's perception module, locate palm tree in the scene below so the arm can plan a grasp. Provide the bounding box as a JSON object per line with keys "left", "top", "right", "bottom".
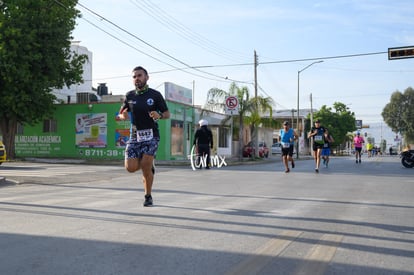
{"left": 203, "top": 82, "right": 274, "bottom": 159}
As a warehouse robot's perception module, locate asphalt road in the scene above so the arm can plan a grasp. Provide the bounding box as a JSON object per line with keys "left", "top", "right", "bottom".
{"left": 0, "top": 155, "right": 413, "bottom": 275}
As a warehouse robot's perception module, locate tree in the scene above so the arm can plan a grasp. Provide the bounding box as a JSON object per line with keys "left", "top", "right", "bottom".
{"left": 311, "top": 102, "right": 356, "bottom": 149}
{"left": 382, "top": 87, "right": 414, "bottom": 145}
{"left": 203, "top": 82, "right": 273, "bottom": 159}
{"left": 0, "top": 0, "right": 87, "bottom": 159}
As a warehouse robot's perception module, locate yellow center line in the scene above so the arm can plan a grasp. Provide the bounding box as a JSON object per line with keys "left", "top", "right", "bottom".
{"left": 225, "top": 230, "right": 303, "bottom": 275}
{"left": 294, "top": 234, "right": 344, "bottom": 275}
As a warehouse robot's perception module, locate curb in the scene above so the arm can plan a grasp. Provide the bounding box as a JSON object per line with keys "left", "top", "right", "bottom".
{"left": 22, "top": 157, "right": 282, "bottom": 166}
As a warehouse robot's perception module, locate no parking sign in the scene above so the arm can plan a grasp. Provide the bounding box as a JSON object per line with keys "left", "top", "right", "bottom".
{"left": 225, "top": 96, "right": 239, "bottom": 115}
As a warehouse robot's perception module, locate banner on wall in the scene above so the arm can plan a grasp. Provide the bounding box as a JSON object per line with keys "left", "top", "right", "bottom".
{"left": 164, "top": 82, "right": 192, "bottom": 105}
{"left": 76, "top": 113, "right": 107, "bottom": 148}
{"left": 115, "top": 112, "right": 130, "bottom": 148}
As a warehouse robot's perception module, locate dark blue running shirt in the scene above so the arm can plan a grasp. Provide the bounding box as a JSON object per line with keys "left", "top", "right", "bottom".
{"left": 121, "top": 88, "right": 168, "bottom": 138}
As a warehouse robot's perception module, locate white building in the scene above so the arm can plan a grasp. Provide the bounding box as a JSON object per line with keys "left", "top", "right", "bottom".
{"left": 52, "top": 42, "right": 97, "bottom": 104}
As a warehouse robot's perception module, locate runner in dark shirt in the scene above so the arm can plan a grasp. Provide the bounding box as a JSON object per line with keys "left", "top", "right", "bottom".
{"left": 118, "top": 66, "right": 170, "bottom": 207}
{"left": 308, "top": 119, "right": 326, "bottom": 173}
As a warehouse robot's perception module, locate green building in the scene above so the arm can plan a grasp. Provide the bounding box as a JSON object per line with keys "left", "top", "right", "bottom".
{"left": 15, "top": 100, "right": 196, "bottom": 161}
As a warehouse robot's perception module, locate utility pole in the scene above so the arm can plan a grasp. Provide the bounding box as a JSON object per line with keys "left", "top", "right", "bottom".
{"left": 310, "top": 93, "right": 313, "bottom": 126}
{"left": 254, "top": 50, "right": 259, "bottom": 158}
{"left": 254, "top": 50, "right": 258, "bottom": 100}
{"left": 310, "top": 93, "right": 313, "bottom": 155}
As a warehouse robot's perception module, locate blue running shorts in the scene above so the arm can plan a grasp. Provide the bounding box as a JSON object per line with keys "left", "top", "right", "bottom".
{"left": 125, "top": 138, "right": 160, "bottom": 160}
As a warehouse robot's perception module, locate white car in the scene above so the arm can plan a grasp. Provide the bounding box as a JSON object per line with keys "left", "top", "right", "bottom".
{"left": 271, "top": 143, "right": 282, "bottom": 154}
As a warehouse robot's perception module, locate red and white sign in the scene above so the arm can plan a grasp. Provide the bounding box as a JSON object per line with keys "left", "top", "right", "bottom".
{"left": 225, "top": 96, "right": 239, "bottom": 115}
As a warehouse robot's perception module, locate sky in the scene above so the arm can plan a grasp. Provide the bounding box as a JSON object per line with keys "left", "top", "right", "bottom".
{"left": 72, "top": 0, "right": 414, "bottom": 139}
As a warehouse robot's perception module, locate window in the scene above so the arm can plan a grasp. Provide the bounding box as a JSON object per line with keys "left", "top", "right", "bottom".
{"left": 43, "top": 119, "right": 57, "bottom": 133}
{"left": 219, "top": 126, "right": 229, "bottom": 147}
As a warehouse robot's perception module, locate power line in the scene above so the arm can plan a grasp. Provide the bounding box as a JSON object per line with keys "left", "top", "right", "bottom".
{"left": 181, "top": 51, "right": 389, "bottom": 69}
{"left": 76, "top": 1, "right": 250, "bottom": 84}
{"left": 80, "top": 16, "right": 234, "bottom": 82}
{"left": 55, "top": 0, "right": 245, "bottom": 83}
{"left": 79, "top": 17, "right": 177, "bottom": 70}
{"left": 130, "top": 0, "right": 250, "bottom": 62}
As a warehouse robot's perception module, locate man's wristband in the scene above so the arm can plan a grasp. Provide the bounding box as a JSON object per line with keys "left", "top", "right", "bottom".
{"left": 158, "top": 112, "right": 163, "bottom": 119}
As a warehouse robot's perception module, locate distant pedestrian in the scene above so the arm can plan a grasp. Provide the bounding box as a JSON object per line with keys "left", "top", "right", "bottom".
{"left": 321, "top": 128, "right": 334, "bottom": 168}
{"left": 366, "top": 142, "right": 373, "bottom": 157}
{"left": 193, "top": 119, "right": 213, "bottom": 169}
{"left": 353, "top": 132, "right": 365, "bottom": 163}
{"left": 308, "top": 119, "right": 326, "bottom": 173}
{"left": 279, "top": 121, "right": 298, "bottom": 173}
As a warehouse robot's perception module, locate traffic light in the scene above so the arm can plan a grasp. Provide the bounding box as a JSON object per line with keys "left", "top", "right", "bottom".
{"left": 388, "top": 46, "right": 414, "bottom": 60}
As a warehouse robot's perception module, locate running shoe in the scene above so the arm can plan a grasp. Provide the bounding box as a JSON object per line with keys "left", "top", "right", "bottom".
{"left": 315, "top": 168, "right": 319, "bottom": 173}
{"left": 143, "top": 194, "right": 153, "bottom": 207}
{"left": 291, "top": 161, "right": 295, "bottom": 168}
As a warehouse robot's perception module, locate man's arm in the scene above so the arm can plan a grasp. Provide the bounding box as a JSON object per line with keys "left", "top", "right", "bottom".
{"left": 117, "top": 106, "right": 129, "bottom": 120}
{"left": 161, "top": 110, "right": 170, "bottom": 119}
{"left": 308, "top": 128, "right": 316, "bottom": 138}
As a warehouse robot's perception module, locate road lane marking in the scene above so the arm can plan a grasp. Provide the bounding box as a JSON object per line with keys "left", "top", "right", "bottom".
{"left": 226, "top": 230, "right": 302, "bottom": 275}
{"left": 294, "top": 234, "right": 344, "bottom": 275}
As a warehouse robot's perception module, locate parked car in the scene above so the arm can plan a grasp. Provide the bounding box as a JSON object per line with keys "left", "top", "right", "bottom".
{"left": 0, "top": 141, "right": 7, "bottom": 165}
{"left": 271, "top": 143, "right": 282, "bottom": 154}
{"left": 243, "top": 141, "right": 269, "bottom": 158}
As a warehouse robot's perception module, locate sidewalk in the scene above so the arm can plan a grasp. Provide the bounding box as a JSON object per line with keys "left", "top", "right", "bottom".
{"left": 4, "top": 154, "right": 316, "bottom": 167}
{"left": 22, "top": 155, "right": 281, "bottom": 166}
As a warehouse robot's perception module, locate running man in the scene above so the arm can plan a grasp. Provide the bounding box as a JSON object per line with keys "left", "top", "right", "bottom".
{"left": 308, "top": 119, "right": 326, "bottom": 173}
{"left": 279, "top": 121, "right": 298, "bottom": 173}
{"left": 118, "top": 66, "right": 170, "bottom": 207}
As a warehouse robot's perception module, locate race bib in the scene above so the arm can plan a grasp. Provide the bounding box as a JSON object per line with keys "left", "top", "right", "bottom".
{"left": 282, "top": 142, "right": 290, "bottom": 148}
{"left": 314, "top": 135, "right": 324, "bottom": 144}
{"left": 136, "top": 128, "right": 153, "bottom": 142}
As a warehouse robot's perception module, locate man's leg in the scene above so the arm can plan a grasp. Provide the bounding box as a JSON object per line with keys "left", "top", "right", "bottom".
{"left": 141, "top": 154, "right": 154, "bottom": 207}
{"left": 289, "top": 155, "right": 295, "bottom": 168}
{"left": 282, "top": 154, "right": 289, "bottom": 172}
{"left": 199, "top": 147, "right": 207, "bottom": 168}
{"left": 316, "top": 148, "right": 322, "bottom": 171}
{"left": 141, "top": 154, "right": 154, "bottom": 196}
{"left": 125, "top": 144, "right": 140, "bottom": 172}
{"left": 289, "top": 146, "right": 295, "bottom": 168}
{"left": 206, "top": 147, "right": 211, "bottom": 169}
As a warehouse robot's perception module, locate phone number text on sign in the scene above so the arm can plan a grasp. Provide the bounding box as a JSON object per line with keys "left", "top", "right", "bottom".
{"left": 82, "top": 149, "right": 124, "bottom": 157}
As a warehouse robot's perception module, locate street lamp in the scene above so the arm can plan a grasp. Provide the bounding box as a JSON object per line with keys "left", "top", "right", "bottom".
{"left": 296, "top": 60, "right": 323, "bottom": 159}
